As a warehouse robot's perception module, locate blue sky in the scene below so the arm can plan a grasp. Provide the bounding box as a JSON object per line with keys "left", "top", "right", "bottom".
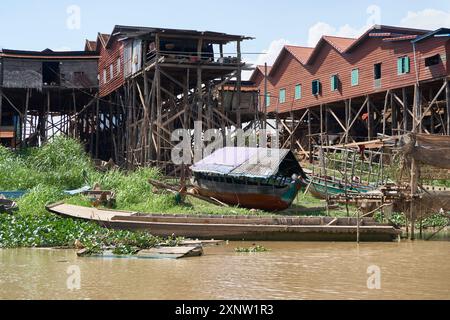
{"left": 1, "top": 0, "right": 450, "bottom": 69}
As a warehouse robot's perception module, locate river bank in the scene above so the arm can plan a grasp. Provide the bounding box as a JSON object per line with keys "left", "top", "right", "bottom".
{"left": 1, "top": 239, "right": 449, "bottom": 300}
{"left": 1, "top": 137, "right": 448, "bottom": 250}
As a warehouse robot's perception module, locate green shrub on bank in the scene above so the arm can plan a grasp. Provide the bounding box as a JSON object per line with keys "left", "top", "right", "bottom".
{"left": 0, "top": 212, "right": 167, "bottom": 250}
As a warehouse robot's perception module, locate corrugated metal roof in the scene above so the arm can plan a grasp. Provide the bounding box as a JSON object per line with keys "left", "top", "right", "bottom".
{"left": 231, "top": 148, "right": 289, "bottom": 178}
{"left": 412, "top": 28, "right": 450, "bottom": 43}
{"left": 192, "top": 147, "right": 291, "bottom": 179}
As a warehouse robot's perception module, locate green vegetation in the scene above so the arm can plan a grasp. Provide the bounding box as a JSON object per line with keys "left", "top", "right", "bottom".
{"left": 0, "top": 137, "right": 448, "bottom": 252}
{"left": 235, "top": 245, "right": 270, "bottom": 253}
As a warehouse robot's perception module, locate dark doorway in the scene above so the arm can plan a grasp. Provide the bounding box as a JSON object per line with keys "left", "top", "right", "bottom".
{"left": 42, "top": 62, "right": 60, "bottom": 86}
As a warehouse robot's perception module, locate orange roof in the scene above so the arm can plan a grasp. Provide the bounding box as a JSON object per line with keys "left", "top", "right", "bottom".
{"left": 322, "top": 36, "right": 357, "bottom": 53}
{"left": 269, "top": 45, "right": 314, "bottom": 76}
{"left": 249, "top": 65, "right": 272, "bottom": 83}
{"left": 98, "top": 33, "right": 111, "bottom": 48}
{"left": 257, "top": 65, "right": 272, "bottom": 74}
{"left": 85, "top": 40, "right": 97, "bottom": 52}
{"left": 285, "top": 45, "right": 314, "bottom": 64}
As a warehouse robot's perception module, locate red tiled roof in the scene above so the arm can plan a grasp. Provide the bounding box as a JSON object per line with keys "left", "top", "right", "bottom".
{"left": 285, "top": 45, "right": 314, "bottom": 64}
{"left": 306, "top": 36, "right": 356, "bottom": 64}
{"left": 98, "top": 33, "right": 111, "bottom": 48}
{"left": 85, "top": 40, "right": 97, "bottom": 52}
{"left": 382, "top": 35, "right": 418, "bottom": 42}
{"left": 345, "top": 25, "right": 430, "bottom": 52}
{"left": 322, "top": 36, "right": 357, "bottom": 53}
{"left": 249, "top": 65, "right": 272, "bottom": 82}
{"left": 269, "top": 45, "right": 314, "bottom": 76}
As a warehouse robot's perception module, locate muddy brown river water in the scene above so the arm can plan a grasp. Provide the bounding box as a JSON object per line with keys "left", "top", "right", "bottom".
{"left": 0, "top": 239, "right": 449, "bottom": 300}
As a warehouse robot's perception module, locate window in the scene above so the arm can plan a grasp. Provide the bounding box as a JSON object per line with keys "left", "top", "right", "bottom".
{"left": 42, "top": 62, "right": 60, "bottom": 86}
{"left": 374, "top": 63, "right": 382, "bottom": 80}
{"left": 330, "top": 75, "right": 339, "bottom": 91}
{"left": 265, "top": 93, "right": 271, "bottom": 107}
{"left": 110, "top": 64, "right": 114, "bottom": 79}
{"left": 425, "top": 54, "right": 441, "bottom": 67}
{"left": 295, "top": 84, "right": 302, "bottom": 100}
{"left": 351, "top": 69, "right": 359, "bottom": 86}
{"left": 397, "top": 56, "right": 410, "bottom": 75}
{"left": 312, "top": 80, "right": 321, "bottom": 96}
{"left": 279, "top": 89, "right": 286, "bottom": 104}
{"left": 117, "top": 58, "right": 121, "bottom": 74}
{"left": 103, "top": 69, "right": 107, "bottom": 84}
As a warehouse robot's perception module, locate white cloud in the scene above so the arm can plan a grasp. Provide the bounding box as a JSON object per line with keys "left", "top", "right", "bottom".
{"left": 254, "top": 38, "right": 295, "bottom": 66}
{"left": 401, "top": 9, "right": 450, "bottom": 30}
{"left": 307, "top": 22, "right": 368, "bottom": 47}
{"left": 243, "top": 38, "right": 297, "bottom": 80}
{"left": 307, "top": 4, "right": 381, "bottom": 47}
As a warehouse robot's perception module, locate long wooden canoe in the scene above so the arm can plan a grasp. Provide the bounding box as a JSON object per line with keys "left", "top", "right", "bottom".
{"left": 46, "top": 203, "right": 401, "bottom": 242}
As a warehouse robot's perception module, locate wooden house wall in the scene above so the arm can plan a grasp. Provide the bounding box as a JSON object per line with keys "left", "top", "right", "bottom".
{"left": 265, "top": 36, "right": 449, "bottom": 114}
{"left": 60, "top": 60, "right": 98, "bottom": 89}
{"left": 98, "top": 38, "right": 124, "bottom": 97}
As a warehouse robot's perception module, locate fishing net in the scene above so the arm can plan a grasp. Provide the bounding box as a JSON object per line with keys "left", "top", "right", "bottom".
{"left": 401, "top": 134, "right": 450, "bottom": 170}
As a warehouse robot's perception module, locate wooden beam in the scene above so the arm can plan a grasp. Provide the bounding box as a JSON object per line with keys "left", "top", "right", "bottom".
{"left": 417, "top": 80, "right": 447, "bottom": 125}
{"left": 328, "top": 107, "right": 346, "bottom": 132}
{"left": 348, "top": 97, "right": 369, "bottom": 134}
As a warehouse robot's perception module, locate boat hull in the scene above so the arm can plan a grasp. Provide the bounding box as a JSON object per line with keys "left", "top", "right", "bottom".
{"left": 46, "top": 203, "right": 401, "bottom": 242}
{"left": 308, "top": 178, "right": 375, "bottom": 200}
{"left": 192, "top": 178, "right": 301, "bottom": 211}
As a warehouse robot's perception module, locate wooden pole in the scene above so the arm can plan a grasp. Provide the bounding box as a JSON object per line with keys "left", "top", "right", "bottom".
{"left": 308, "top": 109, "right": 313, "bottom": 163}
{"left": 446, "top": 80, "right": 450, "bottom": 136}
{"left": 0, "top": 87, "right": 3, "bottom": 136}
{"left": 391, "top": 93, "right": 398, "bottom": 136}
{"left": 95, "top": 97, "right": 100, "bottom": 159}
{"left": 236, "top": 40, "right": 242, "bottom": 129}
{"left": 23, "top": 89, "right": 30, "bottom": 147}
{"left": 410, "top": 83, "right": 420, "bottom": 241}
{"left": 156, "top": 35, "right": 163, "bottom": 165}
{"left": 367, "top": 95, "right": 373, "bottom": 140}
{"left": 263, "top": 63, "right": 268, "bottom": 130}
{"left": 403, "top": 87, "right": 409, "bottom": 133}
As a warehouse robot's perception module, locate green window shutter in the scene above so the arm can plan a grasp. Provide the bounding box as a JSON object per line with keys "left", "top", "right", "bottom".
{"left": 331, "top": 75, "right": 338, "bottom": 91}
{"left": 280, "top": 89, "right": 286, "bottom": 103}
{"left": 404, "top": 56, "right": 410, "bottom": 73}
{"left": 397, "top": 58, "right": 403, "bottom": 75}
{"left": 295, "top": 85, "right": 302, "bottom": 100}
{"left": 312, "top": 80, "right": 320, "bottom": 95}
{"left": 351, "top": 69, "right": 359, "bottom": 86}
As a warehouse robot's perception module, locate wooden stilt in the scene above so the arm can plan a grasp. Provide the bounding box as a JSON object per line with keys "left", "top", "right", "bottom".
{"left": 446, "top": 80, "right": 450, "bottom": 136}
{"left": 402, "top": 87, "right": 409, "bottom": 133}
{"left": 0, "top": 87, "right": 3, "bottom": 132}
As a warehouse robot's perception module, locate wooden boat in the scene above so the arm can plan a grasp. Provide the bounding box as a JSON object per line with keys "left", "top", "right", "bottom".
{"left": 306, "top": 175, "right": 376, "bottom": 200}
{"left": 190, "top": 147, "right": 308, "bottom": 212}
{"left": 46, "top": 203, "right": 402, "bottom": 242}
